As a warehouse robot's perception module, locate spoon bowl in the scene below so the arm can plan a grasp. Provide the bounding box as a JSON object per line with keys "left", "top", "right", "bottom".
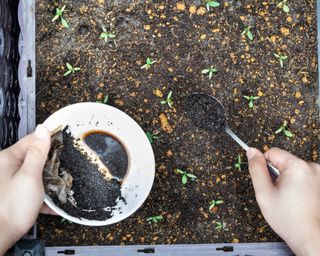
{"left": 185, "top": 92, "right": 280, "bottom": 179}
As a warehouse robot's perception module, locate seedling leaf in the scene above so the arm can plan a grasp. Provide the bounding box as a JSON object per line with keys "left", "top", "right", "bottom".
{"left": 283, "top": 4, "right": 289, "bottom": 13}
{"left": 182, "top": 175, "right": 187, "bottom": 185}
{"left": 52, "top": 15, "right": 59, "bottom": 22}
{"left": 186, "top": 173, "right": 197, "bottom": 179}
{"left": 66, "top": 63, "right": 73, "bottom": 70}
{"left": 247, "top": 30, "right": 253, "bottom": 41}
{"left": 176, "top": 169, "right": 184, "bottom": 174}
{"left": 284, "top": 130, "right": 293, "bottom": 137}
{"left": 206, "top": 1, "right": 220, "bottom": 10}
{"left": 103, "top": 95, "right": 109, "bottom": 104}
{"left": 275, "top": 127, "right": 283, "bottom": 134}
{"left": 61, "top": 18, "right": 69, "bottom": 28}
{"left": 64, "top": 70, "right": 72, "bottom": 76}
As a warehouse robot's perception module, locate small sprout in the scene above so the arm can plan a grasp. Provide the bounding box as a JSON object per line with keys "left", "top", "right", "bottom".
{"left": 147, "top": 215, "right": 163, "bottom": 224}
{"left": 274, "top": 53, "right": 288, "bottom": 68}
{"left": 100, "top": 27, "right": 116, "bottom": 42}
{"left": 63, "top": 63, "right": 81, "bottom": 76}
{"left": 61, "top": 218, "right": 73, "bottom": 224}
{"left": 52, "top": 5, "right": 69, "bottom": 28}
{"left": 176, "top": 169, "right": 197, "bottom": 185}
{"left": 96, "top": 95, "right": 109, "bottom": 104}
{"left": 275, "top": 121, "right": 294, "bottom": 138}
{"left": 146, "top": 131, "right": 159, "bottom": 144}
{"left": 205, "top": 0, "right": 220, "bottom": 11}
{"left": 161, "top": 91, "right": 173, "bottom": 108}
{"left": 241, "top": 26, "right": 253, "bottom": 41}
{"left": 141, "top": 58, "right": 156, "bottom": 69}
{"left": 234, "top": 154, "right": 246, "bottom": 171}
{"left": 209, "top": 199, "right": 224, "bottom": 210}
{"left": 277, "top": 0, "right": 290, "bottom": 13}
{"left": 201, "top": 66, "right": 218, "bottom": 80}
{"left": 215, "top": 221, "right": 229, "bottom": 231}
{"left": 243, "top": 95, "right": 259, "bottom": 109}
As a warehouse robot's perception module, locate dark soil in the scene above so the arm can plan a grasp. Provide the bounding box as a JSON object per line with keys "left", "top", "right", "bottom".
{"left": 36, "top": 0, "right": 319, "bottom": 246}
{"left": 185, "top": 92, "right": 226, "bottom": 132}
{"left": 53, "top": 127, "right": 122, "bottom": 220}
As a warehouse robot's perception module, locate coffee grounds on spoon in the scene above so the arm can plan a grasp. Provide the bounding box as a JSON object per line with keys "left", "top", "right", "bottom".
{"left": 185, "top": 93, "right": 226, "bottom": 133}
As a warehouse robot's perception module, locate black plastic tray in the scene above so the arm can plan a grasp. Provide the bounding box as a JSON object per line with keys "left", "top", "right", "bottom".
{"left": 0, "top": 0, "right": 35, "bottom": 149}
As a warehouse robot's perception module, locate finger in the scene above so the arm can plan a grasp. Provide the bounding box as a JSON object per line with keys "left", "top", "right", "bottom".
{"left": 18, "top": 125, "right": 51, "bottom": 180}
{"left": 0, "top": 134, "right": 35, "bottom": 176}
{"left": 264, "top": 147, "right": 299, "bottom": 173}
{"left": 247, "top": 148, "right": 275, "bottom": 197}
{"left": 40, "top": 203, "right": 58, "bottom": 215}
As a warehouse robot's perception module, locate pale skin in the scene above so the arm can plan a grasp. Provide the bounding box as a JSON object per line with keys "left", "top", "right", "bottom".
{"left": 247, "top": 147, "right": 320, "bottom": 256}
{"left": 0, "top": 125, "right": 319, "bottom": 256}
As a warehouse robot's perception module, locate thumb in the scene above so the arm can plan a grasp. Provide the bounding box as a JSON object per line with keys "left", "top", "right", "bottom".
{"left": 247, "top": 148, "right": 274, "bottom": 198}
{"left": 20, "top": 125, "right": 51, "bottom": 178}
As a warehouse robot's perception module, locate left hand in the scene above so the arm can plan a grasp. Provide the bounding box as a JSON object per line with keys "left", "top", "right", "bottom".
{"left": 0, "top": 125, "right": 53, "bottom": 255}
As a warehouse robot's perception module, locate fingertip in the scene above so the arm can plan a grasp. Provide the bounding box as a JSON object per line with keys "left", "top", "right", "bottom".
{"left": 264, "top": 147, "right": 297, "bottom": 172}
{"left": 246, "top": 147, "right": 258, "bottom": 161}
{"left": 34, "top": 124, "right": 50, "bottom": 142}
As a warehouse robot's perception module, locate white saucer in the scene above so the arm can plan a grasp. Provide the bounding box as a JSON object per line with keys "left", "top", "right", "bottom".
{"left": 43, "top": 102, "right": 155, "bottom": 226}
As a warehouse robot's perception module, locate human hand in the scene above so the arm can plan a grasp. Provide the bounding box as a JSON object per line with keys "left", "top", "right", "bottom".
{"left": 247, "top": 147, "right": 320, "bottom": 256}
{"left": 0, "top": 125, "right": 53, "bottom": 255}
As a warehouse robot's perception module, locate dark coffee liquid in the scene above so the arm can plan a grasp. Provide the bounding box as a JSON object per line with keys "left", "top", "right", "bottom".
{"left": 83, "top": 131, "right": 128, "bottom": 180}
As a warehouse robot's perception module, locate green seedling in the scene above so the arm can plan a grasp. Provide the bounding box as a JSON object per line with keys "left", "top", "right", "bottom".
{"left": 63, "top": 63, "right": 80, "bottom": 76}
{"left": 52, "top": 5, "right": 69, "bottom": 28}
{"left": 277, "top": 0, "right": 290, "bottom": 13}
{"left": 241, "top": 26, "right": 253, "bottom": 41}
{"left": 100, "top": 27, "right": 116, "bottom": 42}
{"left": 96, "top": 95, "right": 109, "bottom": 104}
{"left": 202, "top": 66, "right": 218, "bottom": 80}
{"left": 205, "top": 0, "right": 220, "bottom": 11}
{"left": 234, "top": 154, "right": 246, "bottom": 171}
{"left": 243, "top": 95, "right": 259, "bottom": 109}
{"left": 146, "top": 131, "right": 159, "bottom": 144}
{"left": 274, "top": 53, "right": 288, "bottom": 68}
{"left": 209, "top": 199, "right": 224, "bottom": 210}
{"left": 275, "top": 121, "right": 293, "bottom": 137}
{"left": 176, "top": 169, "right": 197, "bottom": 185}
{"left": 215, "top": 221, "right": 229, "bottom": 231}
{"left": 161, "top": 91, "right": 173, "bottom": 108}
{"left": 147, "top": 215, "right": 163, "bottom": 224}
{"left": 141, "top": 58, "right": 156, "bottom": 69}
{"left": 61, "top": 218, "right": 73, "bottom": 224}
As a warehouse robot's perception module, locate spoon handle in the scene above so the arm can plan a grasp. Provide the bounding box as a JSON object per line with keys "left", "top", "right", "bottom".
{"left": 225, "top": 126, "right": 249, "bottom": 151}
{"left": 225, "top": 126, "right": 280, "bottom": 179}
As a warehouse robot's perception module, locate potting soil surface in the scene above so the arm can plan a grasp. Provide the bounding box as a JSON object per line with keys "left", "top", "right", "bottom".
{"left": 36, "top": 0, "right": 319, "bottom": 245}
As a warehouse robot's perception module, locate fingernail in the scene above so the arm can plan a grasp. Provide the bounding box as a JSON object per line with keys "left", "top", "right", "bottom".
{"left": 34, "top": 124, "right": 49, "bottom": 140}
{"left": 246, "top": 148, "right": 257, "bottom": 160}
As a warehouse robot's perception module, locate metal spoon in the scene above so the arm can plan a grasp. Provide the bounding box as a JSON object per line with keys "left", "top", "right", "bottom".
{"left": 185, "top": 92, "right": 280, "bottom": 179}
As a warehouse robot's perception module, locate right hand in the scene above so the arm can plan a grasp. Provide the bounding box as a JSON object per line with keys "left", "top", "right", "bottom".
{"left": 246, "top": 147, "right": 320, "bottom": 256}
